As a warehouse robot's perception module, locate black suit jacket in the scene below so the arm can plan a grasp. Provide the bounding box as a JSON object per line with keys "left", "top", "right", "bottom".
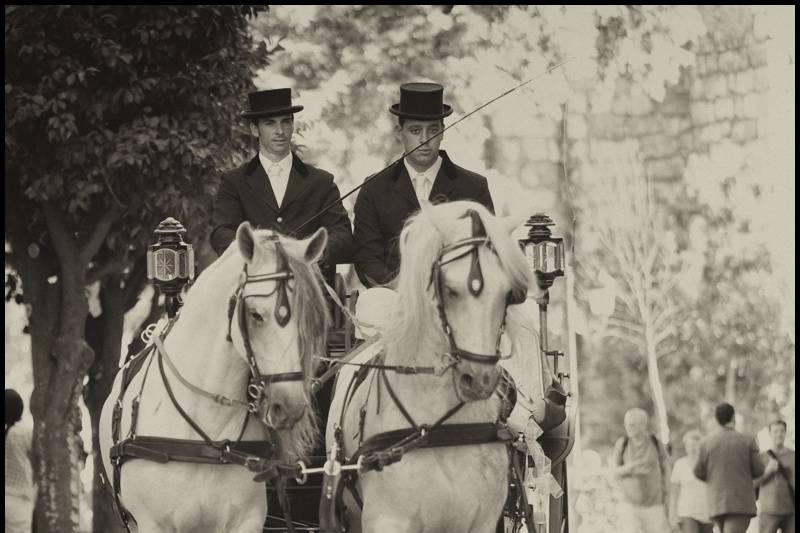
{"left": 210, "top": 154, "right": 354, "bottom": 270}
{"left": 352, "top": 150, "right": 494, "bottom": 287}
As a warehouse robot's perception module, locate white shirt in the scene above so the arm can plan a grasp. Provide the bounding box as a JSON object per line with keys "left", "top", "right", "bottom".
{"left": 670, "top": 455, "right": 711, "bottom": 523}
{"left": 259, "top": 151, "right": 293, "bottom": 207}
{"left": 403, "top": 155, "right": 442, "bottom": 204}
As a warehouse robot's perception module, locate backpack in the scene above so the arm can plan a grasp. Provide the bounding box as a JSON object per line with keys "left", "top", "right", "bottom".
{"left": 620, "top": 433, "right": 666, "bottom": 473}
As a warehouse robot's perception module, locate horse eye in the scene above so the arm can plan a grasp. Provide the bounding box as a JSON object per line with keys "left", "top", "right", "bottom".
{"left": 444, "top": 285, "right": 459, "bottom": 298}
{"left": 250, "top": 311, "right": 264, "bottom": 322}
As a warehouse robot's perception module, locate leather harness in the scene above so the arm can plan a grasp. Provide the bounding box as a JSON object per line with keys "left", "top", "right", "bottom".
{"left": 318, "top": 212, "right": 533, "bottom": 532}
{"left": 103, "top": 236, "right": 306, "bottom": 533}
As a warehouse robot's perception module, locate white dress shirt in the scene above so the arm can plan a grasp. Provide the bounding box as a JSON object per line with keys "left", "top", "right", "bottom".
{"left": 259, "top": 151, "right": 293, "bottom": 207}
{"left": 403, "top": 155, "right": 442, "bottom": 204}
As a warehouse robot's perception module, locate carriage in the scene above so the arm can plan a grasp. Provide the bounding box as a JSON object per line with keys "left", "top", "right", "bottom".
{"left": 100, "top": 207, "right": 576, "bottom": 533}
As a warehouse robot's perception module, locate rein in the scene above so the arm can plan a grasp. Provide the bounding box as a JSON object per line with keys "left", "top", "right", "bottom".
{"left": 105, "top": 241, "right": 313, "bottom": 533}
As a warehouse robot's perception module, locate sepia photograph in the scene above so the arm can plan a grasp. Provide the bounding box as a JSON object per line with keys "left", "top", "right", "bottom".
{"left": 5, "top": 5, "right": 795, "bottom": 533}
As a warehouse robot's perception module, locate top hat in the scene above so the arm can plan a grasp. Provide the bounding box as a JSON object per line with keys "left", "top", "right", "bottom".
{"left": 241, "top": 88, "right": 304, "bottom": 119}
{"left": 389, "top": 82, "right": 453, "bottom": 120}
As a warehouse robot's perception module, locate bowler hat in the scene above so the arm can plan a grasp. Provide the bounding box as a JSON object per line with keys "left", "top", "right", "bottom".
{"left": 241, "top": 88, "right": 303, "bottom": 119}
{"left": 390, "top": 82, "right": 453, "bottom": 120}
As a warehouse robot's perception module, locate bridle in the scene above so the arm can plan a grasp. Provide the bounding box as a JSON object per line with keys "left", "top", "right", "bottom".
{"left": 226, "top": 235, "right": 305, "bottom": 414}
{"left": 430, "top": 209, "right": 527, "bottom": 367}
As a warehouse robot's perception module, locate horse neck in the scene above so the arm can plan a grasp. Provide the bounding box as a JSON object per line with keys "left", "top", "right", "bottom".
{"left": 157, "top": 275, "right": 253, "bottom": 437}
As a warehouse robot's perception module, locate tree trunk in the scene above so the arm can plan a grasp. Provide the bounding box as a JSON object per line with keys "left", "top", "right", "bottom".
{"left": 31, "top": 297, "right": 93, "bottom": 533}
{"left": 725, "top": 358, "right": 738, "bottom": 404}
{"left": 84, "top": 275, "right": 128, "bottom": 533}
{"left": 645, "top": 329, "right": 670, "bottom": 446}
{"left": 15, "top": 235, "right": 93, "bottom": 532}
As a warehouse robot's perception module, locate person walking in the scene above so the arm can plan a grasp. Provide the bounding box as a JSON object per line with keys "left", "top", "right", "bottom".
{"left": 694, "top": 403, "right": 765, "bottom": 533}
{"left": 670, "top": 429, "right": 713, "bottom": 533}
{"left": 5, "top": 389, "right": 36, "bottom": 533}
{"left": 612, "top": 407, "right": 672, "bottom": 533}
{"left": 755, "top": 419, "right": 795, "bottom": 533}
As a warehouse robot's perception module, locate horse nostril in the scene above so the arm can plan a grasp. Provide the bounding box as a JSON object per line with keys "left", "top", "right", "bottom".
{"left": 460, "top": 374, "right": 474, "bottom": 391}
{"left": 270, "top": 402, "right": 284, "bottom": 423}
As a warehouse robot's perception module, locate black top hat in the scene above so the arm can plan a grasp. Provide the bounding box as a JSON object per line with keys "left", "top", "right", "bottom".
{"left": 241, "top": 88, "right": 303, "bottom": 119}
{"left": 390, "top": 82, "right": 453, "bottom": 120}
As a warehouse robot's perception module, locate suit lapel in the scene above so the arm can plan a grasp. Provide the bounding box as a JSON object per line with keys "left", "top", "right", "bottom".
{"left": 428, "top": 166, "right": 456, "bottom": 201}
{"left": 392, "top": 165, "right": 420, "bottom": 209}
{"left": 428, "top": 154, "right": 456, "bottom": 201}
{"left": 245, "top": 156, "right": 279, "bottom": 213}
{"left": 280, "top": 165, "right": 310, "bottom": 210}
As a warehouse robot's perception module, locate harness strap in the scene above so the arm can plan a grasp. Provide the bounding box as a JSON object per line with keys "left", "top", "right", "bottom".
{"left": 154, "top": 335, "right": 249, "bottom": 409}
{"left": 158, "top": 349, "right": 219, "bottom": 447}
{"left": 358, "top": 422, "right": 514, "bottom": 460}
{"left": 109, "top": 436, "right": 276, "bottom": 467}
{"left": 379, "top": 369, "right": 419, "bottom": 429}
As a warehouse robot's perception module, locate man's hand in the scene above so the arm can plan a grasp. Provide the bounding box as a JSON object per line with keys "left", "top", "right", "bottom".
{"left": 764, "top": 458, "right": 780, "bottom": 476}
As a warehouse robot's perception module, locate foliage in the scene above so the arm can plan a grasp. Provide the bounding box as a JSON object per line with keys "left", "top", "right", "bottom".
{"left": 5, "top": 6, "right": 272, "bottom": 532}
{"left": 6, "top": 5, "right": 268, "bottom": 255}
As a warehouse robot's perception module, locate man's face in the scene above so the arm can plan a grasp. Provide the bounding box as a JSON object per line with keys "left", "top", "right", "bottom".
{"left": 251, "top": 114, "right": 294, "bottom": 159}
{"left": 769, "top": 423, "right": 787, "bottom": 448}
{"left": 396, "top": 119, "right": 444, "bottom": 170}
{"left": 624, "top": 413, "right": 648, "bottom": 438}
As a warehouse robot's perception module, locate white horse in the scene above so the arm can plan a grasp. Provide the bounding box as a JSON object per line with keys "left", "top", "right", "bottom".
{"left": 326, "top": 201, "right": 541, "bottom": 533}
{"left": 99, "top": 222, "right": 329, "bottom": 533}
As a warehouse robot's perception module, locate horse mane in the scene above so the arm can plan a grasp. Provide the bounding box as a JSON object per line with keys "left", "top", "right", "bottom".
{"left": 182, "top": 230, "right": 328, "bottom": 460}
{"left": 382, "top": 201, "right": 532, "bottom": 364}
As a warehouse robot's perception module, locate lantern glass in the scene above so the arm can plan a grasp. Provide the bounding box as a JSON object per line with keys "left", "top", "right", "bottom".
{"left": 152, "top": 248, "right": 181, "bottom": 282}
{"left": 525, "top": 240, "right": 564, "bottom": 275}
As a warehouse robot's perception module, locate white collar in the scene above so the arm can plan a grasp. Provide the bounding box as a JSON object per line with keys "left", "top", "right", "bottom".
{"left": 403, "top": 155, "right": 442, "bottom": 182}
{"left": 259, "top": 151, "right": 293, "bottom": 173}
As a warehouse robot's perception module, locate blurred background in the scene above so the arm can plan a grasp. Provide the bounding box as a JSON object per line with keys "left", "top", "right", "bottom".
{"left": 5, "top": 5, "right": 794, "bottom": 532}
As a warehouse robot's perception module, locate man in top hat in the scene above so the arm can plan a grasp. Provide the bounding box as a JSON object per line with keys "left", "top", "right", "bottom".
{"left": 352, "top": 82, "right": 494, "bottom": 288}
{"left": 212, "top": 89, "right": 354, "bottom": 527}
{"left": 211, "top": 88, "right": 353, "bottom": 280}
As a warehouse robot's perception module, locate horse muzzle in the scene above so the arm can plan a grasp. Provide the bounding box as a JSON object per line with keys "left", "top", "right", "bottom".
{"left": 452, "top": 360, "right": 501, "bottom": 402}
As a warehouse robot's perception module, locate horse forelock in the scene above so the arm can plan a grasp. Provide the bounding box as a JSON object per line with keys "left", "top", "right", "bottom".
{"left": 384, "top": 201, "right": 531, "bottom": 363}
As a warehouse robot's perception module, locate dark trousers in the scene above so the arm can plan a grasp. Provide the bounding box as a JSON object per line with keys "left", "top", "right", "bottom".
{"left": 760, "top": 513, "right": 795, "bottom": 533}
{"left": 713, "top": 514, "right": 752, "bottom": 533}
{"left": 680, "top": 517, "right": 714, "bottom": 533}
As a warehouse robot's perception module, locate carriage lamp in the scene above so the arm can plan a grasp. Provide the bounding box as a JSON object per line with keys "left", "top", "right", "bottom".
{"left": 146, "top": 217, "right": 195, "bottom": 318}
{"left": 519, "top": 213, "right": 565, "bottom": 291}
{"left": 519, "top": 213, "right": 566, "bottom": 377}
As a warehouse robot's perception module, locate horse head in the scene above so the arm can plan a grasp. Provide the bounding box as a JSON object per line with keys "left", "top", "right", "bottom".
{"left": 390, "top": 201, "right": 533, "bottom": 403}
{"left": 230, "top": 222, "right": 329, "bottom": 429}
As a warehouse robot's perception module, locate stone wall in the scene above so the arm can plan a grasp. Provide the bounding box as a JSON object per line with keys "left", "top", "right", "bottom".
{"left": 488, "top": 5, "right": 773, "bottom": 219}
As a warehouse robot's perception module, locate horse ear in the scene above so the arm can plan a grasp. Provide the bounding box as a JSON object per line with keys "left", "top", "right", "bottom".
{"left": 302, "top": 227, "right": 328, "bottom": 263}
{"left": 236, "top": 221, "right": 256, "bottom": 262}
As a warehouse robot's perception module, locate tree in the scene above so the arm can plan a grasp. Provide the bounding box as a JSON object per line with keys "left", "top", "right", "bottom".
{"left": 5, "top": 6, "right": 271, "bottom": 531}
{"left": 576, "top": 159, "right": 688, "bottom": 446}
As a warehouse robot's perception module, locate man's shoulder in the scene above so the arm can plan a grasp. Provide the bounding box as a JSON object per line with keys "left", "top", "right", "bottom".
{"left": 299, "top": 159, "right": 335, "bottom": 183}
{"left": 221, "top": 157, "right": 256, "bottom": 182}
{"left": 448, "top": 160, "right": 490, "bottom": 186}
{"left": 359, "top": 161, "right": 401, "bottom": 193}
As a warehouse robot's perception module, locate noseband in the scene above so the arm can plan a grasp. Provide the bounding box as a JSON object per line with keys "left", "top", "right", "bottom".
{"left": 430, "top": 210, "right": 526, "bottom": 366}
{"left": 226, "top": 236, "right": 305, "bottom": 413}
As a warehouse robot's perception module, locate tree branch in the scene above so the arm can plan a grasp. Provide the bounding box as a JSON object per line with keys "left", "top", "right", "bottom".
{"left": 604, "top": 327, "right": 646, "bottom": 350}
{"left": 42, "top": 202, "right": 80, "bottom": 271}
{"left": 78, "top": 209, "right": 117, "bottom": 265}
{"left": 607, "top": 316, "right": 645, "bottom": 335}
{"left": 85, "top": 258, "right": 127, "bottom": 286}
